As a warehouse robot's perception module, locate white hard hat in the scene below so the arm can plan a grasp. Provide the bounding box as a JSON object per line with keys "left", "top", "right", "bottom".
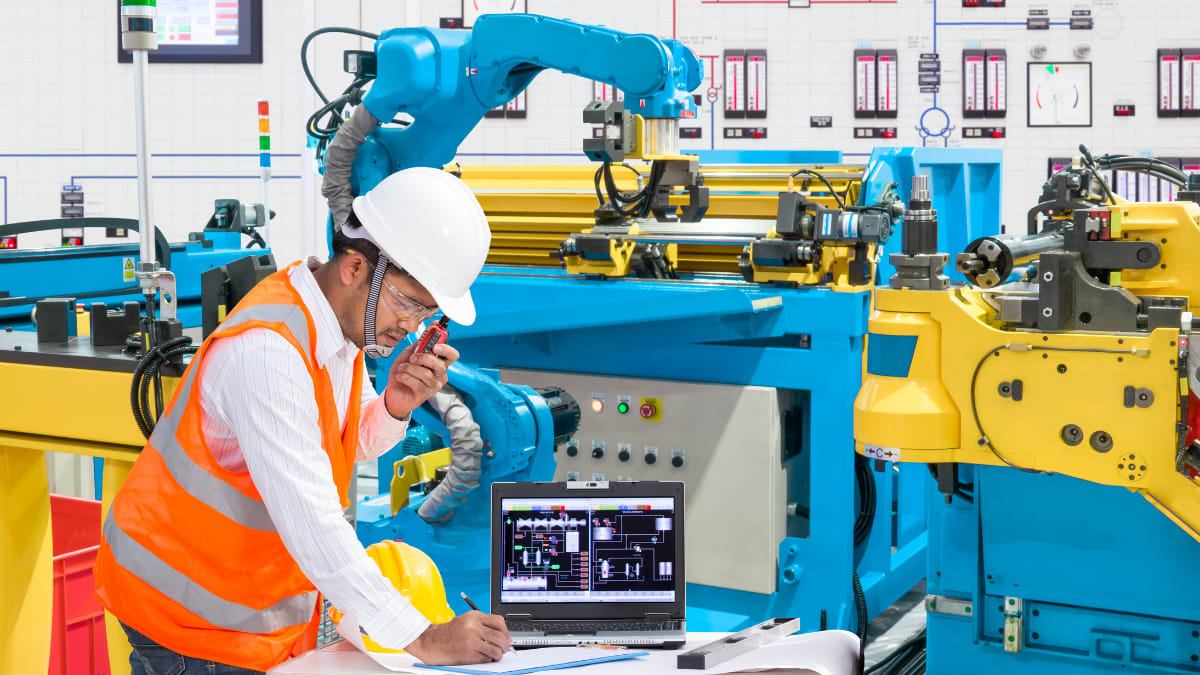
{"left": 345, "top": 168, "right": 491, "bottom": 325}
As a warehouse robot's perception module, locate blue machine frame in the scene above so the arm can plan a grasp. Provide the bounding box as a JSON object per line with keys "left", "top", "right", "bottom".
{"left": 925, "top": 467, "right": 1200, "bottom": 674}
{"left": 357, "top": 147, "right": 1003, "bottom": 633}
{"left": 0, "top": 229, "right": 267, "bottom": 330}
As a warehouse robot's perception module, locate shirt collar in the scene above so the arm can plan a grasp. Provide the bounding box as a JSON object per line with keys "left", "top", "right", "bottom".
{"left": 291, "top": 257, "right": 358, "bottom": 368}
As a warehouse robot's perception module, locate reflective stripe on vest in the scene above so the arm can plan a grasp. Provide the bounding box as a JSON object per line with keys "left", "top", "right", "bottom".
{"left": 145, "top": 304, "right": 311, "bottom": 533}
{"left": 103, "top": 515, "right": 318, "bottom": 634}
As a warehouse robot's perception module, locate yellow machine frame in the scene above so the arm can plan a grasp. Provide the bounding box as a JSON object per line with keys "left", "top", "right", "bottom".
{"left": 855, "top": 200, "right": 1200, "bottom": 542}
{"left": 0, "top": 359, "right": 178, "bottom": 675}
{"left": 455, "top": 163, "right": 866, "bottom": 283}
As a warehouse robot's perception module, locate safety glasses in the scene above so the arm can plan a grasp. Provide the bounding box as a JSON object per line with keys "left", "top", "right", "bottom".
{"left": 380, "top": 277, "right": 440, "bottom": 322}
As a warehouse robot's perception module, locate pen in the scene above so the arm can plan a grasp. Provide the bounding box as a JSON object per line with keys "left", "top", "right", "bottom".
{"left": 460, "top": 592, "right": 481, "bottom": 612}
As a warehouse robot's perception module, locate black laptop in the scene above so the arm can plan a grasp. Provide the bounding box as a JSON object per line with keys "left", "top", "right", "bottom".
{"left": 491, "top": 480, "right": 686, "bottom": 648}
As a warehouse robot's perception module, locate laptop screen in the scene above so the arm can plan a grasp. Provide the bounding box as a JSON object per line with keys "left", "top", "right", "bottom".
{"left": 499, "top": 496, "right": 677, "bottom": 604}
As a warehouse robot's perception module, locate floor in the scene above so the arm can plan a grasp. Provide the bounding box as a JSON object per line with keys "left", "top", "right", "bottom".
{"left": 863, "top": 581, "right": 927, "bottom": 669}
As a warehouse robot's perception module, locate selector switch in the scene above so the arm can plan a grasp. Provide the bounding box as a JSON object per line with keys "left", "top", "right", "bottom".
{"left": 670, "top": 448, "right": 686, "bottom": 469}
{"left": 644, "top": 445, "right": 659, "bottom": 465}
{"left": 645, "top": 445, "right": 659, "bottom": 465}
{"left": 566, "top": 445, "right": 579, "bottom": 458}
{"left": 617, "top": 443, "right": 632, "bottom": 462}
{"left": 592, "top": 446, "right": 605, "bottom": 459}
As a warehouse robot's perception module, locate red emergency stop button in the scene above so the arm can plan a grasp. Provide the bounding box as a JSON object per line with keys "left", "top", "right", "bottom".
{"left": 640, "top": 403, "right": 656, "bottom": 419}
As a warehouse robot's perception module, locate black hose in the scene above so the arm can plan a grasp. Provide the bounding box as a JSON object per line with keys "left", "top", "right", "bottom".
{"left": 851, "top": 454, "right": 877, "bottom": 641}
{"left": 852, "top": 570, "right": 868, "bottom": 641}
{"left": 853, "top": 454, "right": 877, "bottom": 547}
{"left": 791, "top": 168, "right": 847, "bottom": 209}
{"left": 131, "top": 335, "right": 197, "bottom": 439}
{"left": 300, "top": 27, "right": 380, "bottom": 106}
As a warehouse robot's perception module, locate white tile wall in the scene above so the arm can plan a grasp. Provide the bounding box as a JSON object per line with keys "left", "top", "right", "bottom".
{"left": 430, "top": 0, "right": 1200, "bottom": 231}
{"left": 0, "top": 0, "right": 345, "bottom": 263}
{"left": 5, "top": 0, "right": 1199, "bottom": 261}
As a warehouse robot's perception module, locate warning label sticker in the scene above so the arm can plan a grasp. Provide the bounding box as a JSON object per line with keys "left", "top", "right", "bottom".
{"left": 122, "top": 257, "right": 135, "bottom": 282}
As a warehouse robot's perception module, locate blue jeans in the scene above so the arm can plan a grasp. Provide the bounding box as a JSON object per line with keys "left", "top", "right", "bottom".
{"left": 121, "top": 622, "right": 265, "bottom": 675}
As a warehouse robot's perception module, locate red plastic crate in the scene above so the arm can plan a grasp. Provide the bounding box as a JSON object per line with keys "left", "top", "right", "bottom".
{"left": 48, "top": 495, "right": 110, "bottom": 675}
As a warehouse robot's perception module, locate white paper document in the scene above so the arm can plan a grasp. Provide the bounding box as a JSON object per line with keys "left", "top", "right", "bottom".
{"left": 336, "top": 609, "right": 422, "bottom": 673}
{"left": 272, "top": 629, "right": 861, "bottom": 675}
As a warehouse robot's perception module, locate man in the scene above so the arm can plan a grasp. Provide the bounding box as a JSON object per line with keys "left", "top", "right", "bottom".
{"left": 95, "top": 167, "right": 512, "bottom": 674}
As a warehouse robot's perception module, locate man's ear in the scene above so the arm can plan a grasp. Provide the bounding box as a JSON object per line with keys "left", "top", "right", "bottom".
{"left": 339, "top": 254, "right": 369, "bottom": 288}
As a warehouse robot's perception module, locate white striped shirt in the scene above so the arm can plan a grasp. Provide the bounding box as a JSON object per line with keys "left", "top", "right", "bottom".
{"left": 199, "top": 258, "right": 431, "bottom": 650}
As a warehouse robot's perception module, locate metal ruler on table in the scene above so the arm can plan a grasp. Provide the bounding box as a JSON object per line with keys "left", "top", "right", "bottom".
{"left": 676, "top": 617, "right": 803, "bottom": 670}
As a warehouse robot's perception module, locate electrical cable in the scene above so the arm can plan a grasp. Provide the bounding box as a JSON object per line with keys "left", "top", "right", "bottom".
{"left": 300, "top": 26, "right": 379, "bottom": 106}
{"left": 1098, "top": 155, "right": 1188, "bottom": 186}
{"left": 240, "top": 225, "right": 268, "bottom": 249}
{"left": 131, "top": 335, "right": 197, "bottom": 439}
{"left": 853, "top": 454, "right": 876, "bottom": 547}
{"left": 791, "top": 168, "right": 847, "bottom": 209}
{"left": 598, "top": 160, "right": 666, "bottom": 218}
{"left": 851, "top": 453, "right": 876, "bottom": 641}
{"left": 300, "top": 27, "right": 413, "bottom": 161}
{"left": 852, "top": 571, "right": 868, "bottom": 641}
{"left": 1075, "top": 144, "right": 1115, "bottom": 205}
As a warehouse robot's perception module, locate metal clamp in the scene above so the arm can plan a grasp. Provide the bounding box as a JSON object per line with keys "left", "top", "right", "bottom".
{"left": 925, "top": 594, "right": 973, "bottom": 617}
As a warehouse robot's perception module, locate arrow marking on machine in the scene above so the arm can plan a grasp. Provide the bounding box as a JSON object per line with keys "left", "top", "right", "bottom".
{"left": 864, "top": 444, "right": 900, "bottom": 461}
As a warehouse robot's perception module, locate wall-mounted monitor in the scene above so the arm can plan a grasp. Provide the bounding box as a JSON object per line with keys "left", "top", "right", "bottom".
{"left": 117, "top": 0, "right": 262, "bottom": 64}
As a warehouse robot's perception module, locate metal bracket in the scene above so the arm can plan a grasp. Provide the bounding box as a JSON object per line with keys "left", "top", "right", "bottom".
{"left": 925, "top": 594, "right": 973, "bottom": 617}
{"left": 1003, "top": 596, "right": 1023, "bottom": 653}
{"left": 677, "top": 617, "right": 803, "bottom": 670}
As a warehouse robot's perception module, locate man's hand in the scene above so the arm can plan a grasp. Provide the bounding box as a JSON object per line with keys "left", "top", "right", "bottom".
{"left": 383, "top": 341, "right": 460, "bottom": 419}
{"left": 404, "top": 611, "right": 512, "bottom": 665}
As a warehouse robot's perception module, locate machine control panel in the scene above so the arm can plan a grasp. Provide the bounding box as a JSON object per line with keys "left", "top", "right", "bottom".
{"left": 500, "top": 369, "right": 788, "bottom": 595}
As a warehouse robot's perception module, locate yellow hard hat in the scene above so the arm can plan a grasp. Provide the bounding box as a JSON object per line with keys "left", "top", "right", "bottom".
{"left": 328, "top": 540, "right": 456, "bottom": 653}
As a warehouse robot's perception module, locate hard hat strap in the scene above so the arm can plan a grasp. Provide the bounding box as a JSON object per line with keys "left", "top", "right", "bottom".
{"left": 363, "top": 252, "right": 394, "bottom": 359}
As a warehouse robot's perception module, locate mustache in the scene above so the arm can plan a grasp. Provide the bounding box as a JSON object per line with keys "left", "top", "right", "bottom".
{"left": 379, "top": 329, "right": 407, "bottom": 339}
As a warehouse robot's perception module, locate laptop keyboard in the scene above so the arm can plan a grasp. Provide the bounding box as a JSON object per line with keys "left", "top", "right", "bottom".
{"left": 508, "top": 621, "right": 680, "bottom": 633}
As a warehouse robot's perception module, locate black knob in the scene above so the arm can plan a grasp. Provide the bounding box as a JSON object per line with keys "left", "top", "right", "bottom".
{"left": 645, "top": 452, "right": 657, "bottom": 465}
{"left": 566, "top": 445, "right": 579, "bottom": 458}
{"left": 618, "top": 450, "right": 631, "bottom": 462}
{"left": 592, "top": 447, "right": 604, "bottom": 459}
{"left": 671, "top": 455, "right": 685, "bottom": 468}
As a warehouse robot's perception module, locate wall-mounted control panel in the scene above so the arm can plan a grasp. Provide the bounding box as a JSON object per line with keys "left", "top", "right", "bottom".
{"left": 501, "top": 369, "right": 790, "bottom": 595}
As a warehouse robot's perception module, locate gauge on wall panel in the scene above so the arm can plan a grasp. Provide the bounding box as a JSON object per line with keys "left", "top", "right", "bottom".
{"left": 463, "top": 0, "right": 526, "bottom": 28}
{"left": 1026, "top": 62, "right": 1092, "bottom": 127}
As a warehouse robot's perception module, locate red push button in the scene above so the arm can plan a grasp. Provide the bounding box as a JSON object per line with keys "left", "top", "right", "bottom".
{"left": 640, "top": 404, "right": 656, "bottom": 419}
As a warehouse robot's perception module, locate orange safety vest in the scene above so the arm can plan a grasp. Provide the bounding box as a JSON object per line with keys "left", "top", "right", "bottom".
{"left": 95, "top": 263, "right": 365, "bottom": 670}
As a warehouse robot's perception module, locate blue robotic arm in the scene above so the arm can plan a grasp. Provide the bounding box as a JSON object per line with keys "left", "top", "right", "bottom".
{"left": 351, "top": 14, "right": 702, "bottom": 193}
